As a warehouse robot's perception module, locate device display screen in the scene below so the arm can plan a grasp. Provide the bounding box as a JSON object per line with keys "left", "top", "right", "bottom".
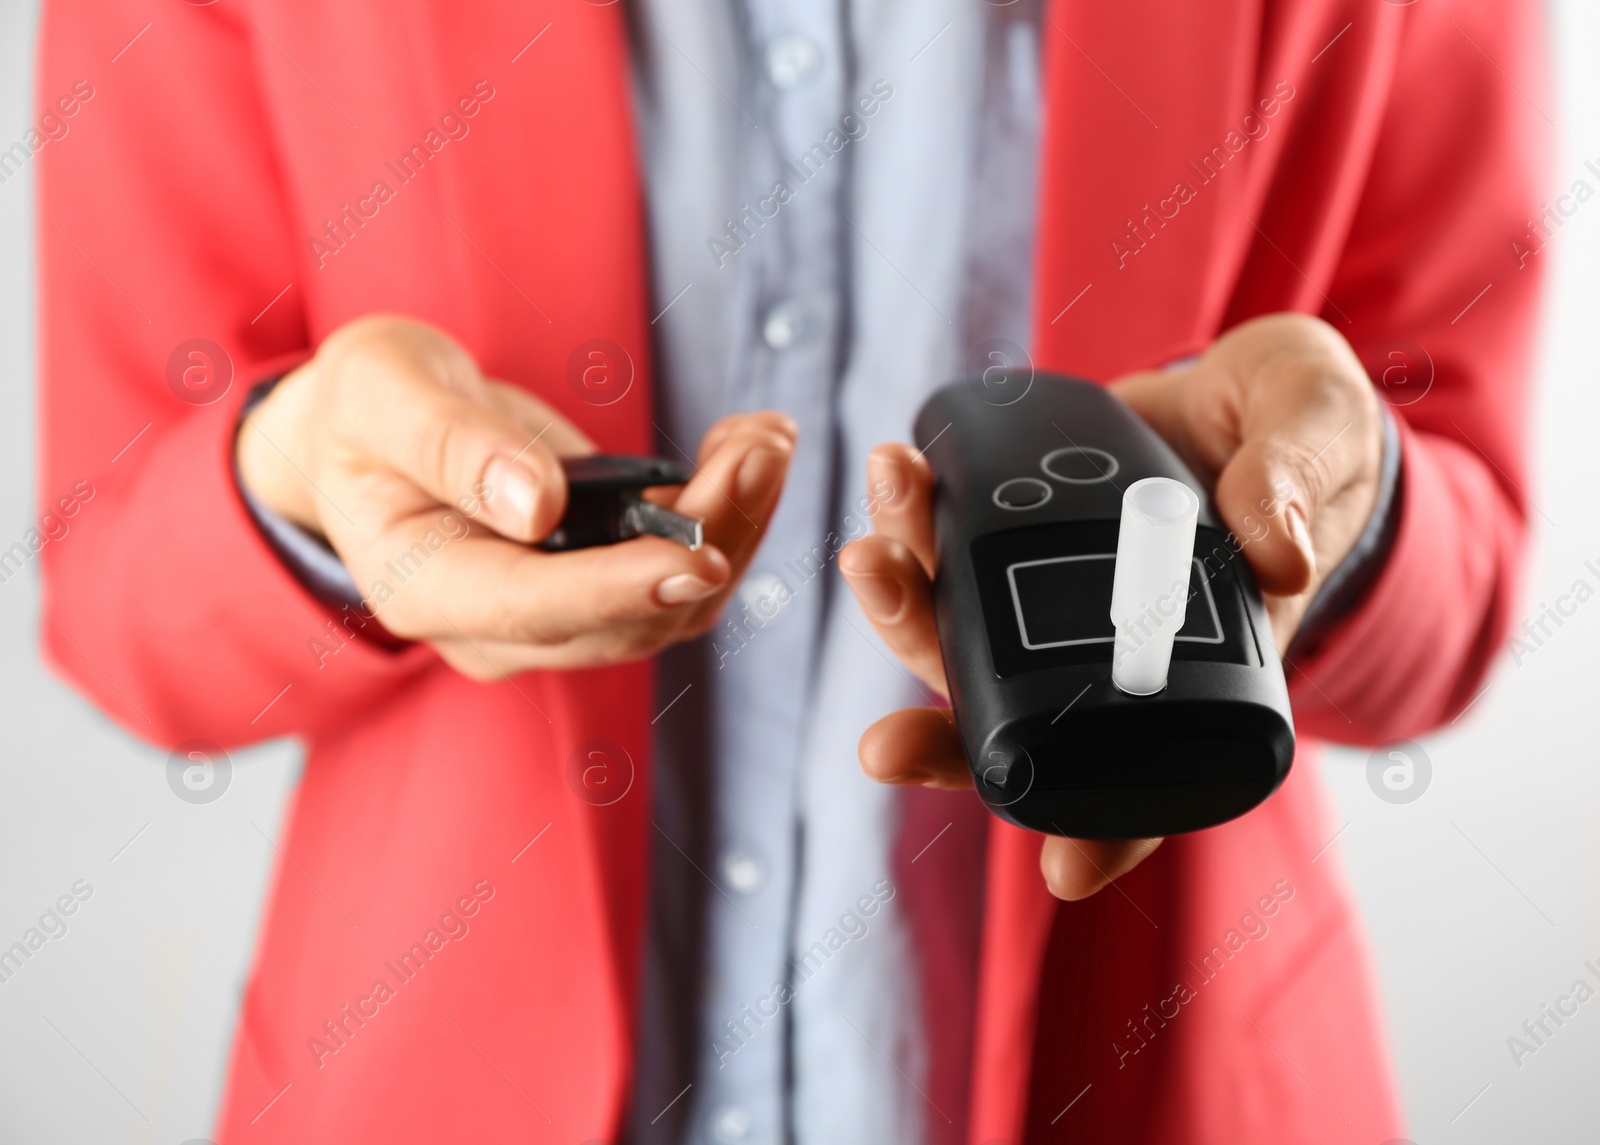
{"left": 1007, "top": 554, "right": 1222, "bottom": 650}
{"left": 970, "top": 521, "right": 1259, "bottom": 677}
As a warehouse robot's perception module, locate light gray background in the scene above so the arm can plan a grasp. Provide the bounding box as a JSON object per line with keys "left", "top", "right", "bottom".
{"left": 1, "top": 3, "right": 1595, "bottom": 1142}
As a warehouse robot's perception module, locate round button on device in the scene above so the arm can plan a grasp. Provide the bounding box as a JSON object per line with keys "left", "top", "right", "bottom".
{"left": 1041, "top": 446, "right": 1119, "bottom": 484}
{"left": 992, "top": 477, "right": 1053, "bottom": 511}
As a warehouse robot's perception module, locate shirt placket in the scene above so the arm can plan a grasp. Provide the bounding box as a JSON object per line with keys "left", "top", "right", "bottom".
{"left": 687, "top": 3, "right": 849, "bottom": 1145}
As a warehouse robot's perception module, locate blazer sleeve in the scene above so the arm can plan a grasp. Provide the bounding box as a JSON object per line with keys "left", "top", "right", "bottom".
{"left": 35, "top": 1, "right": 431, "bottom": 748}
{"left": 1285, "top": 0, "right": 1551, "bottom": 744}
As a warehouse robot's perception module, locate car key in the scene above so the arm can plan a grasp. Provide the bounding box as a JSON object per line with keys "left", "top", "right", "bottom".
{"left": 537, "top": 455, "right": 703, "bottom": 552}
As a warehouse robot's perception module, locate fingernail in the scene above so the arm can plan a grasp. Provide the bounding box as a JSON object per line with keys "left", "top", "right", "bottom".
{"left": 483, "top": 456, "right": 540, "bottom": 535}
{"left": 476, "top": 457, "right": 540, "bottom": 527}
{"left": 867, "top": 450, "right": 906, "bottom": 506}
{"left": 844, "top": 569, "right": 904, "bottom": 623}
{"left": 656, "top": 573, "right": 721, "bottom": 605}
{"left": 737, "top": 447, "right": 785, "bottom": 501}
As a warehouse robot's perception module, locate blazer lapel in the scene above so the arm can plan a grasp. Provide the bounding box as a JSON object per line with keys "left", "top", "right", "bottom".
{"left": 1032, "top": 0, "right": 1264, "bottom": 380}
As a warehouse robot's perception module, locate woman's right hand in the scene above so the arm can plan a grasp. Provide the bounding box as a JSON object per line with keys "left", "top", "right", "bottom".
{"left": 235, "top": 315, "right": 795, "bottom": 678}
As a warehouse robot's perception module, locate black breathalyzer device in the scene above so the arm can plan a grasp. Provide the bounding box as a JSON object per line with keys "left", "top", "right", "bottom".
{"left": 914, "top": 372, "right": 1294, "bottom": 839}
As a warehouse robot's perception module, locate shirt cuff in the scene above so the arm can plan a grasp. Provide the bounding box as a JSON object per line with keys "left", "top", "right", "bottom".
{"left": 234, "top": 377, "right": 368, "bottom": 613}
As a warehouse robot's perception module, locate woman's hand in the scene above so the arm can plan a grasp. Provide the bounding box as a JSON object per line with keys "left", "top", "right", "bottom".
{"left": 838, "top": 313, "right": 1384, "bottom": 900}
{"left": 1111, "top": 313, "right": 1385, "bottom": 651}
{"left": 236, "top": 315, "right": 794, "bottom": 677}
{"left": 837, "top": 444, "right": 1163, "bottom": 899}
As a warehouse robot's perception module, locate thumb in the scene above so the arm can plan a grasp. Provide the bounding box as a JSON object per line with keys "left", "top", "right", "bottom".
{"left": 1113, "top": 365, "right": 1318, "bottom": 596}
{"left": 1212, "top": 435, "right": 1319, "bottom": 597}
{"left": 320, "top": 328, "right": 571, "bottom": 543}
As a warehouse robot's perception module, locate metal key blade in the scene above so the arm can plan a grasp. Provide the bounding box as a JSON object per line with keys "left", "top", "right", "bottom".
{"left": 621, "top": 499, "right": 703, "bottom": 550}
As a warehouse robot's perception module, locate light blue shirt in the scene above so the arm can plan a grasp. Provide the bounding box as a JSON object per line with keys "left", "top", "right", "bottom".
{"left": 628, "top": 3, "right": 1042, "bottom": 1143}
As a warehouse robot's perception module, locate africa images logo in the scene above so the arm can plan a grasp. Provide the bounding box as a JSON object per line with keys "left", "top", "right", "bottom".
{"left": 1366, "top": 740, "right": 1432, "bottom": 805}
{"left": 166, "top": 739, "right": 232, "bottom": 805}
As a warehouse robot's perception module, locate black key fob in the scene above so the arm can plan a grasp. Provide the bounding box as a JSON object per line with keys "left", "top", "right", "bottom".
{"left": 538, "top": 455, "right": 703, "bottom": 552}
{"left": 914, "top": 372, "right": 1294, "bottom": 839}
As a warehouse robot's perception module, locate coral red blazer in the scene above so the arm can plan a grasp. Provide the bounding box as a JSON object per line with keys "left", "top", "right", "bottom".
{"left": 37, "top": 1, "right": 1546, "bottom": 1141}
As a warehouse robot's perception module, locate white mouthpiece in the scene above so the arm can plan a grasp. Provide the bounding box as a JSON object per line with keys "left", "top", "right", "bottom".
{"left": 1110, "top": 477, "right": 1200, "bottom": 695}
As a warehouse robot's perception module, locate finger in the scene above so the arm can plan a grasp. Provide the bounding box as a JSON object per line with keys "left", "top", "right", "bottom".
{"left": 696, "top": 410, "right": 799, "bottom": 467}
{"left": 431, "top": 628, "right": 651, "bottom": 679}
{"left": 482, "top": 379, "right": 598, "bottom": 458}
{"left": 321, "top": 337, "right": 570, "bottom": 544}
{"left": 1109, "top": 368, "right": 1198, "bottom": 467}
{"left": 671, "top": 421, "right": 795, "bottom": 574}
{"left": 428, "top": 633, "right": 545, "bottom": 683}
{"left": 838, "top": 534, "right": 948, "bottom": 695}
{"left": 360, "top": 513, "right": 732, "bottom": 645}
{"left": 858, "top": 706, "right": 971, "bottom": 789}
{"left": 627, "top": 413, "right": 796, "bottom": 637}
{"left": 643, "top": 410, "right": 796, "bottom": 512}
{"left": 1039, "top": 836, "right": 1164, "bottom": 901}
{"left": 864, "top": 443, "right": 937, "bottom": 575}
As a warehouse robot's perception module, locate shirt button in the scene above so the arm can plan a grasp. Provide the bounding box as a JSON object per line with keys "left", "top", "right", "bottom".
{"left": 766, "top": 35, "right": 822, "bottom": 89}
{"left": 720, "top": 847, "right": 767, "bottom": 894}
{"left": 710, "top": 1104, "right": 753, "bottom": 1143}
{"left": 762, "top": 301, "right": 808, "bottom": 350}
{"left": 739, "top": 571, "right": 790, "bottom": 622}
